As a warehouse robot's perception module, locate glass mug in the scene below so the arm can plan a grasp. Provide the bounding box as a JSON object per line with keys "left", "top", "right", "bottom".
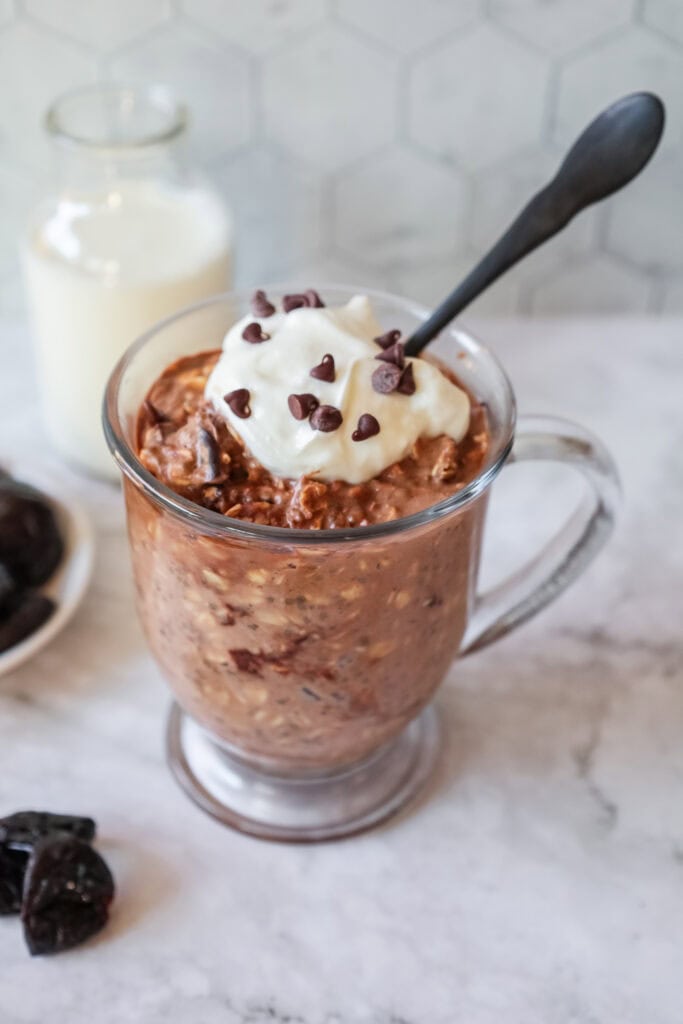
{"left": 104, "top": 286, "right": 619, "bottom": 841}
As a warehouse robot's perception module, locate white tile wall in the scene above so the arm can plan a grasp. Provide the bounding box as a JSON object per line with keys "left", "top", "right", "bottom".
{"left": 408, "top": 24, "right": 550, "bottom": 172}
{"left": 0, "top": 0, "right": 681, "bottom": 316}
{"left": 262, "top": 25, "right": 398, "bottom": 170}
{"left": 25, "top": 0, "right": 172, "bottom": 52}
{"left": 333, "top": 146, "right": 470, "bottom": 267}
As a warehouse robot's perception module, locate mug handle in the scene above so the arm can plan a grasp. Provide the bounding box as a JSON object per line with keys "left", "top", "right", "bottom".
{"left": 460, "top": 415, "right": 620, "bottom": 656}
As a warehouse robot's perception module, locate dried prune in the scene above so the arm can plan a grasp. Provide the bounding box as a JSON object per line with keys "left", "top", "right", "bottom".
{"left": 0, "top": 477, "right": 64, "bottom": 587}
{"left": 0, "top": 846, "right": 28, "bottom": 915}
{"left": 21, "top": 836, "right": 114, "bottom": 956}
{"left": 0, "top": 562, "right": 18, "bottom": 615}
{"left": 0, "top": 811, "right": 96, "bottom": 852}
{"left": 0, "top": 592, "right": 55, "bottom": 654}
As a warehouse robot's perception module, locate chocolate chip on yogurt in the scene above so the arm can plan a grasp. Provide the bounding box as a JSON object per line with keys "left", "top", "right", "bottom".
{"left": 310, "top": 354, "right": 336, "bottom": 383}
{"left": 283, "top": 290, "right": 326, "bottom": 312}
{"left": 251, "top": 290, "right": 275, "bottom": 317}
{"left": 288, "top": 393, "right": 319, "bottom": 421}
{"left": 371, "top": 362, "right": 402, "bottom": 394}
{"left": 304, "top": 289, "right": 325, "bottom": 308}
{"left": 374, "top": 329, "right": 401, "bottom": 350}
{"left": 375, "top": 341, "right": 405, "bottom": 368}
{"left": 242, "top": 322, "right": 270, "bottom": 344}
{"left": 224, "top": 389, "right": 251, "bottom": 419}
{"left": 352, "top": 414, "right": 380, "bottom": 442}
{"left": 397, "top": 363, "right": 416, "bottom": 395}
{"left": 282, "top": 293, "right": 308, "bottom": 313}
{"left": 310, "top": 405, "right": 343, "bottom": 432}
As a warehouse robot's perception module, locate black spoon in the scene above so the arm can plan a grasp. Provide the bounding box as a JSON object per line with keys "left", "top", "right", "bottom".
{"left": 405, "top": 91, "right": 665, "bottom": 356}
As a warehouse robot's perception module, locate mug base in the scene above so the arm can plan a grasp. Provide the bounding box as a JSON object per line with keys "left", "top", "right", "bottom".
{"left": 166, "top": 702, "right": 441, "bottom": 842}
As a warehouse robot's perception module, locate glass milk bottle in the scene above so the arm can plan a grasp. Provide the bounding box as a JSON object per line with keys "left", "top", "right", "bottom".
{"left": 21, "top": 84, "right": 233, "bottom": 479}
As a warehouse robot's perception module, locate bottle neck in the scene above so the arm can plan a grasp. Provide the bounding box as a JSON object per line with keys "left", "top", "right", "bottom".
{"left": 50, "top": 137, "right": 189, "bottom": 194}
{"left": 46, "top": 84, "right": 188, "bottom": 194}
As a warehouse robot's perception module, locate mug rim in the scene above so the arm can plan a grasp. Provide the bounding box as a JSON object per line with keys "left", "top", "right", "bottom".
{"left": 103, "top": 284, "right": 517, "bottom": 546}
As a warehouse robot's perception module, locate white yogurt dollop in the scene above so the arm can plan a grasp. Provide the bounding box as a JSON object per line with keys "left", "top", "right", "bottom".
{"left": 205, "top": 295, "right": 471, "bottom": 485}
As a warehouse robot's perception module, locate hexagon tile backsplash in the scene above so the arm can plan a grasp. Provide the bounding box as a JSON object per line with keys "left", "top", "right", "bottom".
{"left": 2, "top": 0, "right": 682, "bottom": 317}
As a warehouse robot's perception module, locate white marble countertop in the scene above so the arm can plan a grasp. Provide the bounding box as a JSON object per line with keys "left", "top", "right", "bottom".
{"left": 0, "top": 317, "right": 681, "bottom": 1024}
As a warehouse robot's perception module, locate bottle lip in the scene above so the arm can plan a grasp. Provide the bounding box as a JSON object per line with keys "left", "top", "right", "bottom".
{"left": 45, "top": 83, "right": 187, "bottom": 152}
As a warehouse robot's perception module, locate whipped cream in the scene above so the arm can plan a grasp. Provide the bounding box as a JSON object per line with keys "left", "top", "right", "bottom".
{"left": 204, "top": 295, "right": 471, "bottom": 485}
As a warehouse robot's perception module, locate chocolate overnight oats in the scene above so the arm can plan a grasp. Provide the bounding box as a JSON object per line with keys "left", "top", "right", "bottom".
{"left": 126, "top": 290, "right": 490, "bottom": 769}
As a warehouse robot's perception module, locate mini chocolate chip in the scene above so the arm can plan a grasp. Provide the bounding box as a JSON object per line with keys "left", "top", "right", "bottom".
{"left": 397, "top": 362, "right": 416, "bottom": 395}
{"left": 224, "top": 388, "right": 251, "bottom": 419}
{"left": 251, "top": 290, "right": 275, "bottom": 317}
{"left": 375, "top": 341, "right": 405, "bottom": 369}
{"left": 371, "top": 362, "right": 402, "bottom": 394}
{"left": 282, "top": 293, "right": 308, "bottom": 312}
{"left": 288, "top": 393, "right": 319, "bottom": 420}
{"left": 242, "top": 322, "right": 270, "bottom": 344}
{"left": 310, "top": 353, "right": 336, "bottom": 382}
{"left": 310, "top": 405, "right": 343, "bottom": 432}
{"left": 352, "top": 413, "right": 380, "bottom": 442}
{"left": 374, "top": 329, "right": 401, "bottom": 350}
{"left": 304, "top": 289, "right": 325, "bottom": 308}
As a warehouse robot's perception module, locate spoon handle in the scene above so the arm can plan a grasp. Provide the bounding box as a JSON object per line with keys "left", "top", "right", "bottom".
{"left": 405, "top": 91, "right": 665, "bottom": 357}
{"left": 405, "top": 184, "right": 571, "bottom": 356}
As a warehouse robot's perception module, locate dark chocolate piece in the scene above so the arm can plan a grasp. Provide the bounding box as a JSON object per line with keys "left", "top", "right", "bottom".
{"left": 142, "top": 398, "right": 172, "bottom": 426}
{"left": 374, "top": 329, "right": 401, "bottom": 350}
{"left": 371, "top": 363, "right": 402, "bottom": 394}
{"left": 224, "top": 389, "right": 251, "bottom": 419}
{"left": 397, "top": 363, "right": 416, "bottom": 395}
{"left": 283, "top": 291, "right": 325, "bottom": 312}
{"left": 196, "top": 428, "right": 222, "bottom": 482}
{"left": 310, "top": 405, "right": 343, "bottom": 432}
{"left": 375, "top": 341, "right": 405, "bottom": 369}
{"left": 282, "top": 293, "right": 308, "bottom": 313}
{"left": 287, "top": 394, "right": 319, "bottom": 421}
{"left": 352, "top": 414, "right": 380, "bottom": 442}
{"left": 21, "top": 836, "right": 114, "bottom": 956}
{"left": 309, "top": 354, "right": 336, "bottom": 383}
{"left": 241, "top": 322, "right": 270, "bottom": 344}
{"left": 251, "top": 290, "right": 275, "bottom": 317}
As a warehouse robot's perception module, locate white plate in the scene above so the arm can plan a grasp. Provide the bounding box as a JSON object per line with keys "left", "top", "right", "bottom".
{"left": 0, "top": 470, "right": 95, "bottom": 677}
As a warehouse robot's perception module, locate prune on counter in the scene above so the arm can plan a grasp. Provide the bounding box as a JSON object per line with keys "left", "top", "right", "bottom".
{"left": 0, "top": 811, "right": 96, "bottom": 852}
{"left": 0, "top": 477, "right": 64, "bottom": 588}
{"left": 0, "top": 592, "right": 55, "bottom": 654}
{"left": 21, "top": 836, "right": 115, "bottom": 956}
{"left": 0, "top": 846, "right": 28, "bottom": 915}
